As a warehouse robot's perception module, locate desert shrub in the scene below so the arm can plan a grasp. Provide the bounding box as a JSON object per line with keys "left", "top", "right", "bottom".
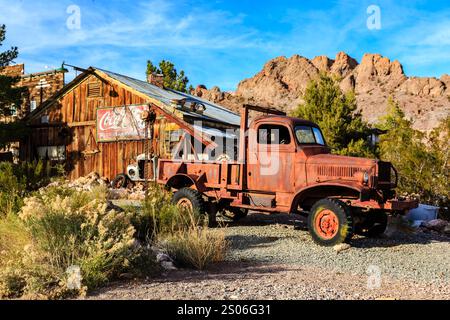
{"left": 132, "top": 185, "right": 201, "bottom": 241}
{"left": 0, "top": 214, "right": 30, "bottom": 268}
{"left": 292, "top": 73, "right": 375, "bottom": 157}
{"left": 0, "top": 160, "right": 61, "bottom": 216}
{"left": 132, "top": 185, "right": 227, "bottom": 270}
{"left": 161, "top": 226, "right": 227, "bottom": 270}
{"left": 14, "top": 160, "right": 51, "bottom": 190}
{"left": 0, "top": 162, "right": 25, "bottom": 216}
{"left": 0, "top": 185, "right": 157, "bottom": 299}
{"left": 0, "top": 267, "right": 27, "bottom": 299}
{"left": 378, "top": 100, "right": 449, "bottom": 218}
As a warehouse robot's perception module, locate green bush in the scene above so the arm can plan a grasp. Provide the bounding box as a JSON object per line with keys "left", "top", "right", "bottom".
{"left": 292, "top": 73, "right": 375, "bottom": 157}
{"left": 0, "top": 214, "right": 30, "bottom": 268}
{"left": 378, "top": 99, "right": 449, "bottom": 218}
{"left": 0, "top": 160, "right": 60, "bottom": 216}
{"left": 0, "top": 162, "right": 25, "bottom": 216}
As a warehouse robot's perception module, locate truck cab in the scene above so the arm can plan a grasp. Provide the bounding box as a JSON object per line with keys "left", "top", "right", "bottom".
{"left": 158, "top": 105, "right": 418, "bottom": 246}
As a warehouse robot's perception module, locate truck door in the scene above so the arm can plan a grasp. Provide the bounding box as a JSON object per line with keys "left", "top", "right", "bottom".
{"left": 247, "top": 123, "right": 295, "bottom": 193}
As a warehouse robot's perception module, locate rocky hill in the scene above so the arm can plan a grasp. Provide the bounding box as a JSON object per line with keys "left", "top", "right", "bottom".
{"left": 192, "top": 52, "right": 450, "bottom": 131}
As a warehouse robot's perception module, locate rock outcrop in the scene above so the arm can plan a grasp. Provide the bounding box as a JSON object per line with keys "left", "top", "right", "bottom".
{"left": 191, "top": 52, "right": 450, "bottom": 132}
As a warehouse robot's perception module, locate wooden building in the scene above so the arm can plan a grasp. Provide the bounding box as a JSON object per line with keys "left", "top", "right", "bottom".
{"left": 21, "top": 67, "right": 240, "bottom": 181}
{"left": 0, "top": 64, "right": 66, "bottom": 120}
{"left": 0, "top": 64, "right": 66, "bottom": 161}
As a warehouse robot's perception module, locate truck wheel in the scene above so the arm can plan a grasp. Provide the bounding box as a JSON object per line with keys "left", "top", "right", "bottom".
{"left": 308, "top": 198, "right": 354, "bottom": 246}
{"left": 172, "top": 188, "right": 215, "bottom": 227}
{"left": 111, "top": 174, "right": 129, "bottom": 189}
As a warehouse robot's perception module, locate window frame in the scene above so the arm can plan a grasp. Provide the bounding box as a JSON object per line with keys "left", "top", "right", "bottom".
{"left": 294, "top": 125, "right": 326, "bottom": 146}
{"left": 36, "top": 145, "right": 66, "bottom": 161}
{"left": 256, "top": 124, "right": 293, "bottom": 146}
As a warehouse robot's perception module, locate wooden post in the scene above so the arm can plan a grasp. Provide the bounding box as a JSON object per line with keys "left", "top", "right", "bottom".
{"left": 140, "top": 107, "right": 157, "bottom": 199}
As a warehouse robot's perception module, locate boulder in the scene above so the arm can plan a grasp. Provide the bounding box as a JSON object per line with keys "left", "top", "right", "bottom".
{"left": 421, "top": 219, "right": 448, "bottom": 232}
{"left": 444, "top": 225, "right": 450, "bottom": 235}
{"left": 156, "top": 252, "right": 177, "bottom": 271}
{"left": 333, "top": 243, "right": 351, "bottom": 253}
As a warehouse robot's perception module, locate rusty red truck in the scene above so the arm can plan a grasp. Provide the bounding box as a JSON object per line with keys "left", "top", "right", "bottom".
{"left": 157, "top": 105, "right": 418, "bottom": 246}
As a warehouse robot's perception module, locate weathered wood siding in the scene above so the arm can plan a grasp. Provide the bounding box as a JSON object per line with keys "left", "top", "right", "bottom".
{"left": 20, "top": 73, "right": 169, "bottom": 181}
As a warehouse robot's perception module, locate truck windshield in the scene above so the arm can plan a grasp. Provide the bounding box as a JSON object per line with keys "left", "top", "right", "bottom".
{"left": 295, "top": 126, "right": 325, "bottom": 145}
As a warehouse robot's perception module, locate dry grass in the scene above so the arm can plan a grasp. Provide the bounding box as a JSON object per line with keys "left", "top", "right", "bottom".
{"left": 158, "top": 210, "right": 228, "bottom": 270}
{"left": 162, "top": 228, "right": 227, "bottom": 270}
{"left": 0, "top": 214, "right": 30, "bottom": 268}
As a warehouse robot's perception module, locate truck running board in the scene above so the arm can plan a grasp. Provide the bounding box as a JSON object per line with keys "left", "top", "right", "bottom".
{"left": 231, "top": 204, "right": 289, "bottom": 214}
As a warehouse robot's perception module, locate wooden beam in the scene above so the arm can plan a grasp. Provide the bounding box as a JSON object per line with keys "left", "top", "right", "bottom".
{"left": 242, "top": 104, "right": 286, "bottom": 116}
{"left": 148, "top": 103, "right": 216, "bottom": 148}
{"left": 68, "top": 120, "right": 96, "bottom": 127}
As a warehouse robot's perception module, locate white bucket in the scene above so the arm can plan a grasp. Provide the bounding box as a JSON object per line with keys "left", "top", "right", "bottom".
{"left": 406, "top": 204, "right": 439, "bottom": 227}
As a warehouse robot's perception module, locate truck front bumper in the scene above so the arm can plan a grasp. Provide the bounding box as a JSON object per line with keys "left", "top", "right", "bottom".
{"left": 350, "top": 198, "right": 419, "bottom": 212}
{"left": 385, "top": 198, "right": 419, "bottom": 211}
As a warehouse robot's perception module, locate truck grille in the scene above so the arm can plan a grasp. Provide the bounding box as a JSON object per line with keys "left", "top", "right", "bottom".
{"left": 316, "top": 165, "right": 361, "bottom": 178}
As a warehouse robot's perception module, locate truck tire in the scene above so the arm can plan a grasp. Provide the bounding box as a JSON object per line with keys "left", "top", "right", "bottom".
{"left": 172, "top": 188, "right": 216, "bottom": 227}
{"left": 308, "top": 198, "right": 354, "bottom": 246}
{"left": 111, "top": 174, "right": 129, "bottom": 189}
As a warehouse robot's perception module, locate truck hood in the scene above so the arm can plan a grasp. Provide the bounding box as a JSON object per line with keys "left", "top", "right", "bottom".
{"left": 306, "top": 153, "right": 377, "bottom": 167}
{"left": 305, "top": 153, "right": 377, "bottom": 185}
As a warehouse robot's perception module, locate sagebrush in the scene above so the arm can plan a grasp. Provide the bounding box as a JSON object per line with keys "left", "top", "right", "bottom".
{"left": 0, "top": 185, "right": 157, "bottom": 299}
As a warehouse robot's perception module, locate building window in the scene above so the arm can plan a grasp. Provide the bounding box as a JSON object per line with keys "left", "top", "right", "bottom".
{"left": 87, "top": 82, "right": 102, "bottom": 98}
{"left": 41, "top": 115, "right": 49, "bottom": 124}
{"left": 10, "top": 105, "right": 17, "bottom": 116}
{"left": 30, "top": 100, "right": 37, "bottom": 112}
{"left": 37, "top": 146, "right": 66, "bottom": 161}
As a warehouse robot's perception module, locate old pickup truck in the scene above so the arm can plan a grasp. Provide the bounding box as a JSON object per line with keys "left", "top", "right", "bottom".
{"left": 157, "top": 105, "right": 418, "bottom": 246}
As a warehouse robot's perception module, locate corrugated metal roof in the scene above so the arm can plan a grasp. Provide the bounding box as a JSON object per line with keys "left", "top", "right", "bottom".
{"left": 97, "top": 68, "right": 241, "bottom": 127}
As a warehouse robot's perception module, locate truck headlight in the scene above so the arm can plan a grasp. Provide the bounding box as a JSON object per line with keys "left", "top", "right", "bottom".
{"left": 363, "top": 171, "right": 370, "bottom": 185}
{"left": 128, "top": 168, "right": 136, "bottom": 178}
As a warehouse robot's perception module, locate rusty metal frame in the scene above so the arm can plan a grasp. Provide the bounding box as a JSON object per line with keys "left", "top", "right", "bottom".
{"left": 148, "top": 103, "right": 217, "bottom": 149}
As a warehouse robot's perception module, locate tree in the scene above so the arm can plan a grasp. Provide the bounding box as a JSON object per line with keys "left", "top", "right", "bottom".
{"left": 292, "top": 73, "right": 374, "bottom": 157}
{"left": 0, "top": 24, "right": 25, "bottom": 117}
{"left": 378, "top": 98, "right": 449, "bottom": 211}
{"left": 146, "top": 59, "right": 189, "bottom": 93}
{"left": 0, "top": 24, "right": 28, "bottom": 148}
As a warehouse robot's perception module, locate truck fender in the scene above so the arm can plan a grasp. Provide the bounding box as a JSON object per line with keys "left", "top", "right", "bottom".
{"left": 290, "top": 183, "right": 363, "bottom": 213}
{"left": 165, "top": 173, "right": 205, "bottom": 192}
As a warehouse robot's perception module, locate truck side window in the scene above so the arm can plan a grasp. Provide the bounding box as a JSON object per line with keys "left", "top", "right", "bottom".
{"left": 295, "top": 126, "right": 326, "bottom": 145}
{"left": 257, "top": 124, "right": 291, "bottom": 145}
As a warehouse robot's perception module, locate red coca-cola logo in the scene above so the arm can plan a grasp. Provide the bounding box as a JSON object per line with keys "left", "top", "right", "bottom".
{"left": 97, "top": 105, "right": 148, "bottom": 140}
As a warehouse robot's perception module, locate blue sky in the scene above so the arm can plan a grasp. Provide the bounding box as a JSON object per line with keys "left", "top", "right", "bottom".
{"left": 1, "top": 0, "right": 450, "bottom": 91}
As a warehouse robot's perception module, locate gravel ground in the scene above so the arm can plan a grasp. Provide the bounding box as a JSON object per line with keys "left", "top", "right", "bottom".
{"left": 88, "top": 213, "right": 450, "bottom": 300}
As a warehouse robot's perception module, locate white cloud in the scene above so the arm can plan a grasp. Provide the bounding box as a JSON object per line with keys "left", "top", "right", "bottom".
{"left": 0, "top": 0, "right": 270, "bottom": 89}
{"left": 2, "top": 0, "right": 450, "bottom": 89}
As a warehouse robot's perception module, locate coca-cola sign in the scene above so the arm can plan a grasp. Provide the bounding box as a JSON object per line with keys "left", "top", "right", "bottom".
{"left": 96, "top": 105, "right": 149, "bottom": 142}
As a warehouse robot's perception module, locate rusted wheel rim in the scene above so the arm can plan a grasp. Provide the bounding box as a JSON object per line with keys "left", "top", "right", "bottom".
{"left": 315, "top": 209, "right": 339, "bottom": 239}
{"left": 177, "top": 198, "right": 193, "bottom": 212}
